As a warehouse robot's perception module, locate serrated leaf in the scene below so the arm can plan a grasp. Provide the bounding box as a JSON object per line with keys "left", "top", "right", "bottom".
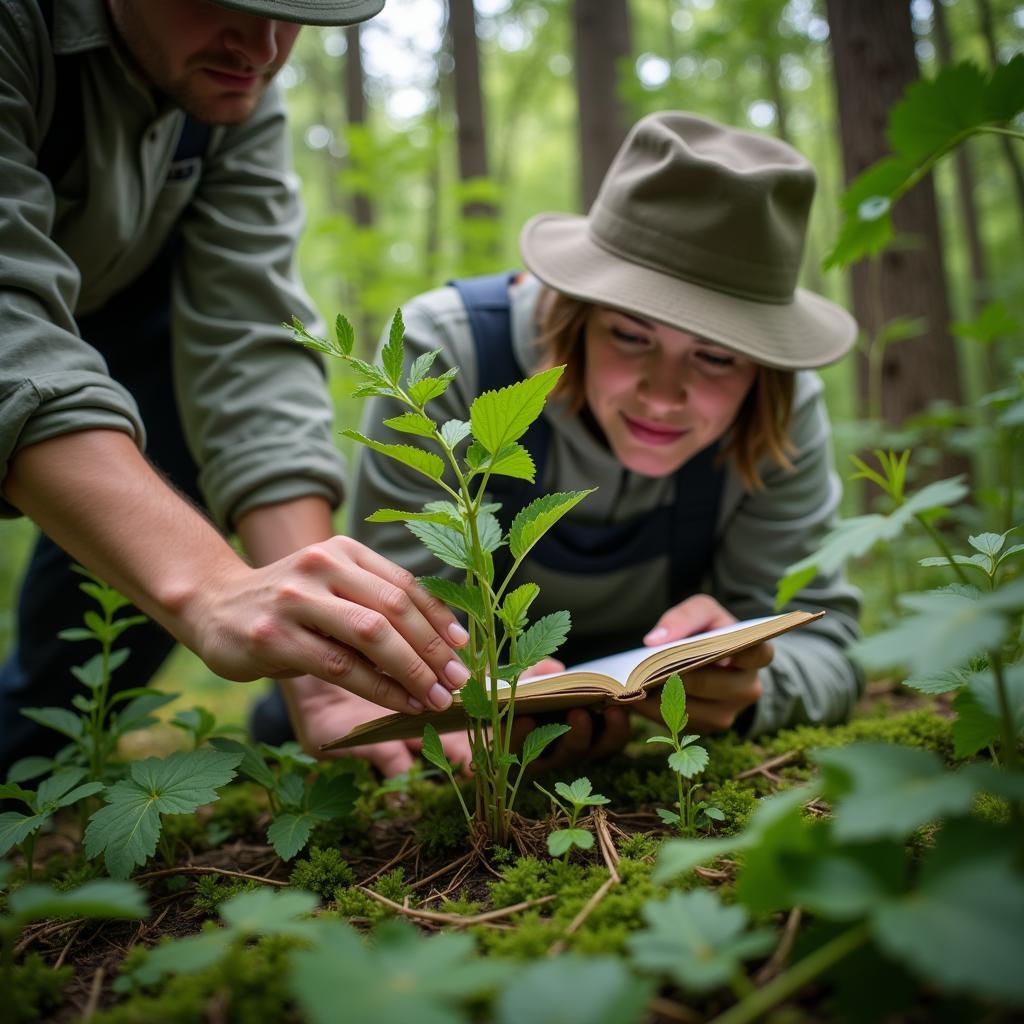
{"left": 508, "top": 490, "right": 594, "bottom": 561}
{"left": 267, "top": 812, "right": 314, "bottom": 861}
{"left": 499, "top": 583, "right": 539, "bottom": 633}
{"left": 113, "top": 691, "right": 179, "bottom": 735}
{"left": 968, "top": 531, "right": 1008, "bottom": 557}
{"left": 458, "top": 677, "right": 492, "bottom": 719}
{"left": 555, "top": 777, "right": 592, "bottom": 805}
{"left": 0, "top": 811, "right": 42, "bottom": 856}
{"left": 486, "top": 443, "right": 536, "bottom": 482}
{"left": 494, "top": 956, "right": 653, "bottom": 1024}
{"left": 439, "top": 418, "right": 472, "bottom": 449}
{"left": 901, "top": 669, "right": 965, "bottom": 695}
{"left": 421, "top": 724, "right": 453, "bottom": 774}
{"left": 547, "top": 828, "right": 593, "bottom": 856}
{"left": 668, "top": 745, "right": 709, "bottom": 779}
{"left": 470, "top": 366, "right": 564, "bottom": 454}
{"left": 84, "top": 750, "right": 241, "bottom": 878}
{"left": 985, "top": 52, "right": 1024, "bottom": 121}
{"left": 368, "top": 508, "right": 462, "bottom": 529}
{"left": 952, "top": 664, "right": 1024, "bottom": 757}
{"left": 276, "top": 772, "right": 306, "bottom": 809}
{"left": 383, "top": 412, "right": 436, "bottom": 438}
{"left": 520, "top": 723, "right": 572, "bottom": 769}
{"left": 659, "top": 674, "right": 686, "bottom": 736}
{"left": 307, "top": 774, "right": 356, "bottom": 822}
{"left": 418, "top": 577, "right": 485, "bottom": 624}
{"left": 515, "top": 611, "right": 571, "bottom": 668}
{"left": 815, "top": 743, "right": 980, "bottom": 842}
{"left": 951, "top": 689, "right": 1001, "bottom": 758}
{"left": 341, "top": 430, "right": 444, "bottom": 481}
{"left": 210, "top": 737, "right": 277, "bottom": 792}
{"left": 406, "top": 520, "right": 472, "bottom": 570}
{"left": 381, "top": 308, "right": 405, "bottom": 385}
{"left": 408, "top": 367, "right": 459, "bottom": 406}
{"left": 627, "top": 890, "right": 775, "bottom": 992}
{"left": 824, "top": 156, "right": 909, "bottom": 269}
{"left": 407, "top": 348, "right": 441, "bottom": 387}
{"left": 334, "top": 313, "right": 355, "bottom": 354}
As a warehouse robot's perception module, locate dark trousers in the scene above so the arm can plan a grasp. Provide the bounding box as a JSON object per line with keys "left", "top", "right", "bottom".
{"left": 0, "top": 248, "right": 291, "bottom": 781}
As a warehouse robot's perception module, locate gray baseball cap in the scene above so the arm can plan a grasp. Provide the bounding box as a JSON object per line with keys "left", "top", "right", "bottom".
{"left": 209, "top": 0, "right": 384, "bottom": 26}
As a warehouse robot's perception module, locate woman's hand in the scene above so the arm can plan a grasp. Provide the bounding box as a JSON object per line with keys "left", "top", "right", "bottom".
{"left": 637, "top": 594, "right": 772, "bottom": 733}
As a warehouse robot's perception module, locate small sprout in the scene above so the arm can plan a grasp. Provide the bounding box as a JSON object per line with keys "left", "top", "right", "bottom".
{"left": 536, "top": 776, "right": 609, "bottom": 860}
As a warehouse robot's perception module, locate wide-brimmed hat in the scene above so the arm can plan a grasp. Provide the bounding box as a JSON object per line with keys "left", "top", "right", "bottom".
{"left": 520, "top": 112, "right": 856, "bottom": 369}
{"left": 209, "top": 0, "right": 384, "bottom": 26}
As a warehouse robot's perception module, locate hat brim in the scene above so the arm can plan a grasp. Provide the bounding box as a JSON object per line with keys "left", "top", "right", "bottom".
{"left": 208, "top": 0, "right": 383, "bottom": 26}
{"left": 520, "top": 213, "right": 857, "bottom": 370}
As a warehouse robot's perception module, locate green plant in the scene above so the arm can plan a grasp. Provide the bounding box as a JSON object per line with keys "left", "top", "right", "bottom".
{"left": 0, "top": 768, "right": 104, "bottom": 879}
{"left": 84, "top": 749, "right": 242, "bottom": 878}
{"left": 288, "top": 846, "right": 355, "bottom": 897}
{"left": 535, "top": 777, "right": 609, "bottom": 859}
{"left": 13, "top": 567, "right": 174, "bottom": 785}
{"left": 646, "top": 674, "right": 722, "bottom": 834}
{"left": 210, "top": 739, "right": 357, "bottom": 860}
{"left": 291, "top": 311, "right": 592, "bottom": 843}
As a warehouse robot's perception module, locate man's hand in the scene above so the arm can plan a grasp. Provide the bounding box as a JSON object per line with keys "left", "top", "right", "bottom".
{"left": 636, "top": 594, "right": 771, "bottom": 733}
{"left": 282, "top": 675, "right": 474, "bottom": 777}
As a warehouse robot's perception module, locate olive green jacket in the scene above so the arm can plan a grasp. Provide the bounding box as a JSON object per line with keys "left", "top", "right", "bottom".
{"left": 0, "top": 0, "right": 345, "bottom": 528}
{"left": 349, "top": 276, "right": 863, "bottom": 736}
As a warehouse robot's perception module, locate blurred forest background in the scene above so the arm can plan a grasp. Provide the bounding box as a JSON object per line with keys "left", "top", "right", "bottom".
{"left": 2, "top": 0, "right": 1022, "bottom": 727}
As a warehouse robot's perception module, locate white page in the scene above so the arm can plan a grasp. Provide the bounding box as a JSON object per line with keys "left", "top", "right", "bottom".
{"left": 526, "top": 613, "right": 783, "bottom": 686}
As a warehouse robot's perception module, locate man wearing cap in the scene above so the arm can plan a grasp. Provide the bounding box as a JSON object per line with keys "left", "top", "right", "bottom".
{"left": 0, "top": 0, "right": 472, "bottom": 781}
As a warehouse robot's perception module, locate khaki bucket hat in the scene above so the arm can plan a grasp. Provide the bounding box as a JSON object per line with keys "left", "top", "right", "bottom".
{"left": 520, "top": 112, "right": 856, "bottom": 370}
{"left": 209, "top": 0, "right": 383, "bottom": 26}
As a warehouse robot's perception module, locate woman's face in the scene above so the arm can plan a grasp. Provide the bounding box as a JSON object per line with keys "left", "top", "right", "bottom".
{"left": 582, "top": 306, "right": 758, "bottom": 477}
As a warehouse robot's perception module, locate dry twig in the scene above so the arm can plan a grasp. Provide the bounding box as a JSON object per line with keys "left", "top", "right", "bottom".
{"left": 133, "top": 864, "right": 287, "bottom": 887}
{"left": 735, "top": 750, "right": 798, "bottom": 780}
{"left": 81, "top": 964, "right": 106, "bottom": 1021}
{"left": 754, "top": 906, "right": 804, "bottom": 986}
{"left": 358, "top": 833, "right": 415, "bottom": 886}
{"left": 647, "top": 995, "right": 703, "bottom": 1023}
{"left": 356, "top": 886, "right": 554, "bottom": 927}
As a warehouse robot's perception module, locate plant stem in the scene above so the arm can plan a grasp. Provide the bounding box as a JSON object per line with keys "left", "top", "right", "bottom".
{"left": 708, "top": 923, "right": 870, "bottom": 1024}
{"left": 990, "top": 649, "right": 1020, "bottom": 773}
{"left": 915, "top": 516, "right": 972, "bottom": 588}
{"left": 23, "top": 833, "right": 37, "bottom": 882}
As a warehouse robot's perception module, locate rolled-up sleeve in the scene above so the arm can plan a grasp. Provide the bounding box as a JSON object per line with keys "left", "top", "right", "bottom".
{"left": 0, "top": 2, "right": 144, "bottom": 517}
{"left": 172, "top": 84, "right": 345, "bottom": 530}
{"left": 713, "top": 372, "right": 863, "bottom": 734}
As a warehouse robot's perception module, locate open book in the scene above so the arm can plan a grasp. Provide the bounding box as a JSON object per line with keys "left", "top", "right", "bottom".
{"left": 324, "top": 609, "right": 824, "bottom": 750}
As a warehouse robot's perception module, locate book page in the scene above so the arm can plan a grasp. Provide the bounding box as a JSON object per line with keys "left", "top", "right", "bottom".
{"left": 525, "top": 614, "right": 785, "bottom": 687}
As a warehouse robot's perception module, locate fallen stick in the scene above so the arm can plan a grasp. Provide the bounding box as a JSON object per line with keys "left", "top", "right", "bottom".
{"left": 357, "top": 887, "right": 555, "bottom": 927}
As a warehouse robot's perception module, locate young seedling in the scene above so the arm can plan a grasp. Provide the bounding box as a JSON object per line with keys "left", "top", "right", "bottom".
{"left": 535, "top": 777, "right": 609, "bottom": 859}
{"left": 17, "top": 566, "right": 176, "bottom": 784}
{"left": 647, "top": 674, "right": 722, "bottom": 835}
{"left": 290, "top": 310, "right": 593, "bottom": 844}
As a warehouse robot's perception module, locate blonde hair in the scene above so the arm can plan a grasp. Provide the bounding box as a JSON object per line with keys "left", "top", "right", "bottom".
{"left": 533, "top": 287, "right": 795, "bottom": 490}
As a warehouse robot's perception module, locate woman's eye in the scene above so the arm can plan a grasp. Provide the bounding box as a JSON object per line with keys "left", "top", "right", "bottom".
{"left": 696, "top": 350, "right": 735, "bottom": 369}
{"left": 610, "top": 327, "right": 648, "bottom": 346}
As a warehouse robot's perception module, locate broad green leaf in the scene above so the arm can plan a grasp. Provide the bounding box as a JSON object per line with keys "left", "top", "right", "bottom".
{"left": 5, "top": 757, "right": 54, "bottom": 785}
{"left": 134, "top": 930, "right": 231, "bottom": 985}
{"left": 918, "top": 553, "right": 989, "bottom": 573}
{"left": 656, "top": 808, "right": 681, "bottom": 825}
{"left": 419, "top": 577, "right": 486, "bottom": 623}
{"left": 408, "top": 367, "right": 459, "bottom": 406}
{"left": 84, "top": 749, "right": 241, "bottom": 878}
{"left": 276, "top": 771, "right": 306, "bottom": 809}
{"left": 901, "top": 669, "right": 965, "bottom": 695}
{"left": 0, "top": 811, "right": 42, "bottom": 856}
{"left": 494, "top": 956, "right": 653, "bottom": 1024}
{"left": 872, "top": 858, "right": 1024, "bottom": 1004}
{"left": 668, "top": 745, "right": 709, "bottom": 779}
{"left": 486, "top": 443, "right": 536, "bottom": 482}
{"left": 7, "top": 879, "right": 148, "bottom": 926}
{"left": 341, "top": 430, "right": 444, "bottom": 482}
{"left": 520, "top": 723, "right": 571, "bottom": 769}
{"left": 627, "top": 890, "right": 775, "bottom": 992}
{"left": 645, "top": 735, "right": 676, "bottom": 747}
{"left": 439, "top": 418, "right": 471, "bottom": 449}
{"left": 368, "top": 508, "right": 462, "bottom": 529}
{"left": 547, "top": 828, "right": 593, "bottom": 856}
{"left": 951, "top": 664, "right": 1024, "bottom": 757}
{"left": 499, "top": 583, "right": 539, "bottom": 632}
{"left": 289, "top": 919, "right": 509, "bottom": 1024}
{"left": 113, "top": 691, "right": 179, "bottom": 735}
{"left": 458, "top": 677, "right": 492, "bottom": 719}
{"left": 382, "top": 308, "right": 405, "bottom": 386}
{"left": 824, "top": 156, "right": 909, "bottom": 269}
{"left": 306, "top": 775, "right": 356, "bottom": 822}
{"left": 470, "top": 365, "right": 564, "bottom": 454}
{"left": 659, "top": 674, "right": 686, "bottom": 736}
{"left": 815, "top": 743, "right": 980, "bottom": 842}
{"left": 407, "top": 348, "right": 441, "bottom": 386}
{"left": 210, "top": 738, "right": 277, "bottom": 791}
{"left": 0, "top": 782, "right": 34, "bottom": 804}
{"left": 20, "top": 706, "right": 83, "bottom": 740}
{"left": 383, "top": 412, "right": 436, "bottom": 438}
{"left": 514, "top": 611, "right": 571, "bottom": 668}
{"left": 406, "top": 521, "right": 471, "bottom": 570}
{"left": 221, "top": 886, "right": 319, "bottom": 934}
{"left": 508, "top": 490, "right": 594, "bottom": 561}
{"left": 951, "top": 689, "right": 1001, "bottom": 758}
{"left": 421, "top": 724, "right": 453, "bottom": 774}
{"left": 554, "top": 777, "right": 602, "bottom": 807}
{"left": 985, "top": 52, "right": 1024, "bottom": 121}
{"left": 267, "top": 812, "right": 314, "bottom": 861}
{"left": 968, "top": 531, "right": 1009, "bottom": 557}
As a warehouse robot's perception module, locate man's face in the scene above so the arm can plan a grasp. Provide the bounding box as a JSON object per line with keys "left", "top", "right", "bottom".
{"left": 106, "top": 0, "right": 301, "bottom": 125}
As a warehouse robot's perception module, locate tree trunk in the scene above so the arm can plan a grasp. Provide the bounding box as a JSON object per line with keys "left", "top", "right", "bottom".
{"left": 345, "top": 24, "right": 373, "bottom": 232}
{"left": 572, "top": 0, "right": 632, "bottom": 210}
{"left": 824, "top": 0, "right": 964, "bottom": 443}
{"left": 448, "top": 0, "right": 498, "bottom": 268}
{"left": 975, "top": 0, "right": 1024, "bottom": 235}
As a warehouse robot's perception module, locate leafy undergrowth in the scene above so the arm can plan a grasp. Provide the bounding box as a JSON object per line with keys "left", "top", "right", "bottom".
{"left": 6, "top": 685, "right": 1008, "bottom": 1024}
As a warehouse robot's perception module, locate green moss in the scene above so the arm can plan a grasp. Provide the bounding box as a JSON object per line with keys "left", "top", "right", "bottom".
{"left": 972, "top": 792, "right": 1011, "bottom": 826}
{"left": 288, "top": 847, "right": 355, "bottom": 898}
{"left": 415, "top": 801, "right": 470, "bottom": 858}
{"left": 439, "top": 894, "right": 483, "bottom": 915}
{"left": 191, "top": 875, "right": 261, "bottom": 916}
{"left": 705, "top": 779, "right": 758, "bottom": 835}
{"left": 487, "top": 856, "right": 556, "bottom": 907}
{"left": 617, "top": 831, "right": 659, "bottom": 861}
{"left": 372, "top": 867, "right": 412, "bottom": 903}
{"left": 333, "top": 886, "right": 392, "bottom": 923}
{"left": 12, "top": 952, "right": 73, "bottom": 1023}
